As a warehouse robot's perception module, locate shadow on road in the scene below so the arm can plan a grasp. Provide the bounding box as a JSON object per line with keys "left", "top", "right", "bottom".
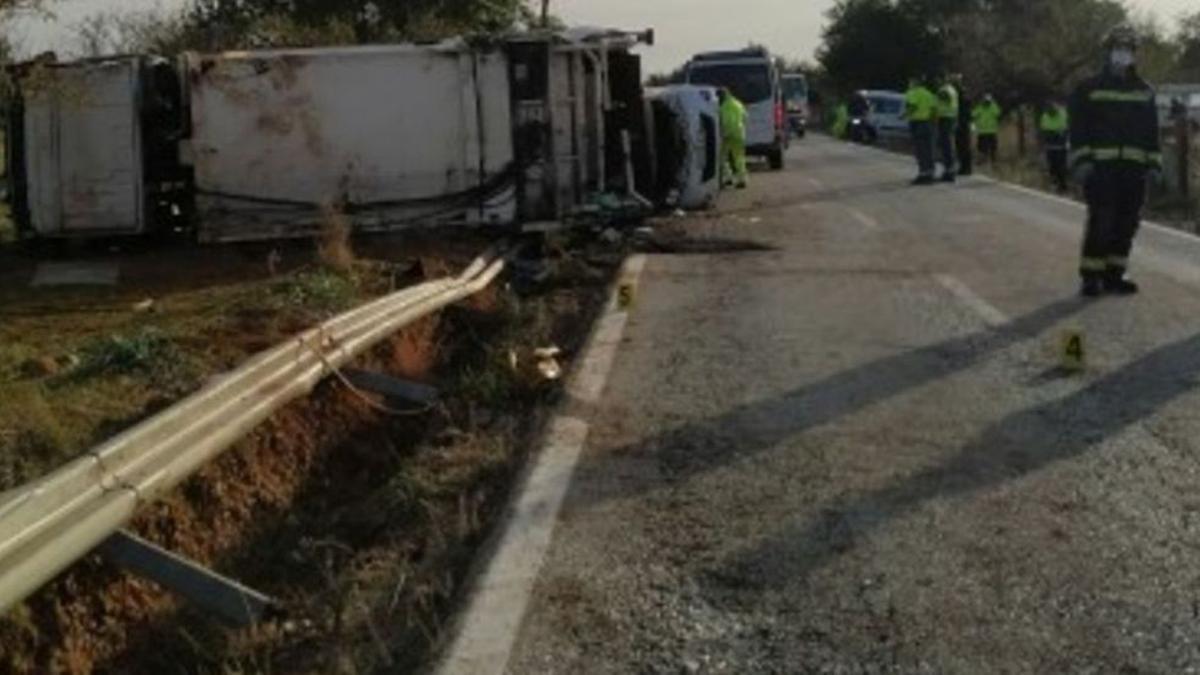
{"left": 573, "top": 296, "right": 1089, "bottom": 511}
{"left": 714, "top": 329, "right": 1200, "bottom": 590}
{"left": 636, "top": 235, "right": 778, "bottom": 256}
{"left": 721, "top": 180, "right": 916, "bottom": 219}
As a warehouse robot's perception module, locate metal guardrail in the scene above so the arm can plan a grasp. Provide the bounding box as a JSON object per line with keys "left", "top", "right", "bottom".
{"left": 0, "top": 248, "right": 508, "bottom": 614}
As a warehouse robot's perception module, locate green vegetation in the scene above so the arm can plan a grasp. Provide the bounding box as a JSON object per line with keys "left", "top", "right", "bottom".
{"left": 0, "top": 260, "right": 391, "bottom": 493}
{"left": 270, "top": 269, "right": 358, "bottom": 315}
{"left": 75, "top": 0, "right": 541, "bottom": 56}
{"left": 818, "top": 0, "right": 1200, "bottom": 102}
{"left": 70, "top": 326, "right": 196, "bottom": 384}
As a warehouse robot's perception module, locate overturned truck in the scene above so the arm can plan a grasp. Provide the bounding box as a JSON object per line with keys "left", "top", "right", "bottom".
{"left": 6, "top": 28, "right": 658, "bottom": 243}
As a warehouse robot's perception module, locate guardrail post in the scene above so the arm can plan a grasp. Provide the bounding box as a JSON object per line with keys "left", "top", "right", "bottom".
{"left": 98, "top": 530, "right": 278, "bottom": 628}
{"left": 341, "top": 369, "right": 439, "bottom": 405}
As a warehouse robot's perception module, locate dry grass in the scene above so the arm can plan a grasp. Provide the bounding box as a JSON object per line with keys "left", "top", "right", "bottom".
{"left": 317, "top": 205, "right": 356, "bottom": 275}
{"left": 0, "top": 262, "right": 390, "bottom": 493}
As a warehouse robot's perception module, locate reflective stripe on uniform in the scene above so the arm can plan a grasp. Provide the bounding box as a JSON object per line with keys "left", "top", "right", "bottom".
{"left": 1075, "top": 146, "right": 1161, "bottom": 165}
{"left": 1080, "top": 257, "right": 1108, "bottom": 272}
{"left": 1107, "top": 256, "right": 1129, "bottom": 268}
{"left": 1088, "top": 90, "right": 1155, "bottom": 103}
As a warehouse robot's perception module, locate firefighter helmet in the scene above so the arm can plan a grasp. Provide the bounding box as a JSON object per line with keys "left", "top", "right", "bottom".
{"left": 1104, "top": 25, "right": 1139, "bottom": 51}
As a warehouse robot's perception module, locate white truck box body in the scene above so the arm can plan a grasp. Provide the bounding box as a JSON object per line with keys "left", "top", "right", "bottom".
{"left": 22, "top": 58, "right": 145, "bottom": 236}
{"left": 185, "top": 44, "right": 516, "bottom": 241}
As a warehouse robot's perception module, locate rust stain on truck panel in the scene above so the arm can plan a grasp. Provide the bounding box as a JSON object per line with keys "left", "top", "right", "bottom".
{"left": 256, "top": 111, "right": 295, "bottom": 135}
{"left": 299, "top": 108, "right": 326, "bottom": 158}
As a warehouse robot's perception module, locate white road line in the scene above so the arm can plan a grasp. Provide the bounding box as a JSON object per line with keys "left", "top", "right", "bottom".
{"left": 846, "top": 207, "right": 880, "bottom": 230}
{"left": 933, "top": 274, "right": 1010, "bottom": 327}
{"left": 981, "top": 176, "right": 1200, "bottom": 244}
{"left": 435, "top": 255, "right": 648, "bottom": 675}
{"left": 827, "top": 137, "right": 1198, "bottom": 245}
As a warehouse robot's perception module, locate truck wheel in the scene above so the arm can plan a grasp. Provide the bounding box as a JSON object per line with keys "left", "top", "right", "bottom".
{"left": 768, "top": 146, "right": 785, "bottom": 170}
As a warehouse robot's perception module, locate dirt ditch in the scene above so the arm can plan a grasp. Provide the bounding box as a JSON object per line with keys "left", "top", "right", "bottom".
{"left": 0, "top": 236, "right": 621, "bottom": 674}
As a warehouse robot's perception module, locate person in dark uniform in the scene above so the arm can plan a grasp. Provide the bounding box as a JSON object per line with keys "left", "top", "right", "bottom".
{"left": 953, "top": 74, "right": 974, "bottom": 176}
{"left": 1069, "top": 25, "right": 1162, "bottom": 297}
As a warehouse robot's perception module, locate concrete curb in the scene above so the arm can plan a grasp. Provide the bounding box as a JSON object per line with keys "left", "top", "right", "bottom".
{"left": 431, "top": 254, "right": 648, "bottom": 675}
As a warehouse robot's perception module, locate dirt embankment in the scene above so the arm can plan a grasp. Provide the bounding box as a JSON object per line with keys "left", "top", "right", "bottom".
{"left": 0, "top": 234, "right": 620, "bottom": 674}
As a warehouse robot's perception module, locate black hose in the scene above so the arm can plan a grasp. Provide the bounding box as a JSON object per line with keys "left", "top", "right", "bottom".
{"left": 194, "top": 162, "right": 521, "bottom": 214}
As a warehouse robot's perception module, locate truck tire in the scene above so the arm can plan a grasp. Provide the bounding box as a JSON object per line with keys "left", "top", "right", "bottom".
{"left": 769, "top": 146, "right": 785, "bottom": 170}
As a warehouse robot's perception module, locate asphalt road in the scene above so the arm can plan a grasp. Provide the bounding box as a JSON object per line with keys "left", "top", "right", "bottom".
{"left": 506, "top": 137, "right": 1200, "bottom": 674}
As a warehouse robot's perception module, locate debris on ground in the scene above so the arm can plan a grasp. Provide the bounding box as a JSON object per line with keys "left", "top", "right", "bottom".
{"left": 535, "top": 346, "right": 564, "bottom": 381}
{"left": 600, "top": 228, "right": 624, "bottom": 245}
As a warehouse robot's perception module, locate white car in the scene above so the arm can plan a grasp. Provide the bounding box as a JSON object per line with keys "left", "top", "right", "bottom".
{"left": 684, "top": 47, "right": 788, "bottom": 170}
{"left": 645, "top": 85, "right": 722, "bottom": 209}
{"left": 864, "top": 90, "right": 910, "bottom": 141}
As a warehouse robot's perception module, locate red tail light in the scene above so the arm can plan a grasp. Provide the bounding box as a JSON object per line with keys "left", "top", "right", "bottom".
{"left": 776, "top": 102, "right": 785, "bottom": 129}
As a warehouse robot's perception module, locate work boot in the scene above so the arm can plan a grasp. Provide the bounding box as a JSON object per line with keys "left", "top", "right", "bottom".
{"left": 736, "top": 181, "right": 748, "bottom": 190}
{"left": 1080, "top": 277, "right": 1103, "bottom": 298}
{"left": 1103, "top": 276, "right": 1139, "bottom": 295}
{"left": 912, "top": 175, "right": 935, "bottom": 186}
{"left": 940, "top": 173, "right": 957, "bottom": 183}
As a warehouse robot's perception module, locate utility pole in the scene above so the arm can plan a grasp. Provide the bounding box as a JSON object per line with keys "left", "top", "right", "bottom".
{"left": 541, "top": 0, "right": 550, "bottom": 27}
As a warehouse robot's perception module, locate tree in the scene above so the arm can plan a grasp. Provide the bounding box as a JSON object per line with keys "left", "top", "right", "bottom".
{"left": 645, "top": 65, "right": 685, "bottom": 87}
{"left": 1177, "top": 10, "right": 1200, "bottom": 80}
{"left": 71, "top": 0, "right": 539, "bottom": 56}
{"left": 944, "top": 0, "right": 1125, "bottom": 103}
{"left": 818, "top": 0, "right": 949, "bottom": 94}
{"left": 817, "top": 0, "right": 1140, "bottom": 105}
{"left": 187, "top": 0, "right": 534, "bottom": 45}
{"left": 1130, "top": 13, "right": 1182, "bottom": 84}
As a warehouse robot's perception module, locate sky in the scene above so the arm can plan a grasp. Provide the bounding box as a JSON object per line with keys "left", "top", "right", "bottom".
{"left": 8, "top": 0, "right": 1200, "bottom": 70}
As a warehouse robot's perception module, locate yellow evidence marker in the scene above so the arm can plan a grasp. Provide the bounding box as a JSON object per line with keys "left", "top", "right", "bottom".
{"left": 1060, "top": 329, "right": 1087, "bottom": 372}
{"left": 618, "top": 281, "right": 636, "bottom": 310}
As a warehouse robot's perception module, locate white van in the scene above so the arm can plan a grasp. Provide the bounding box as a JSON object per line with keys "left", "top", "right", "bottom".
{"left": 864, "top": 90, "right": 910, "bottom": 141}
{"left": 646, "top": 85, "right": 722, "bottom": 209}
{"left": 684, "top": 47, "right": 787, "bottom": 169}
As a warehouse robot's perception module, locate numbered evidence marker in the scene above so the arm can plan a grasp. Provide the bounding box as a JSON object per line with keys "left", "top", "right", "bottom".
{"left": 617, "top": 281, "right": 636, "bottom": 310}
{"left": 1060, "top": 329, "right": 1087, "bottom": 371}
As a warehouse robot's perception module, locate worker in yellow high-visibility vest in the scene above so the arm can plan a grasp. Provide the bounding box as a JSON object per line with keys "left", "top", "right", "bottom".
{"left": 831, "top": 101, "right": 850, "bottom": 139}
{"left": 903, "top": 76, "right": 939, "bottom": 185}
{"left": 972, "top": 94, "right": 1002, "bottom": 164}
{"left": 1039, "top": 100, "right": 1070, "bottom": 192}
{"left": 719, "top": 88, "right": 749, "bottom": 189}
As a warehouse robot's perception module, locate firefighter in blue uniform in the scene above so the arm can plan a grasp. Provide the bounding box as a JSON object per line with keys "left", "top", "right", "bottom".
{"left": 1069, "top": 25, "right": 1162, "bottom": 297}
